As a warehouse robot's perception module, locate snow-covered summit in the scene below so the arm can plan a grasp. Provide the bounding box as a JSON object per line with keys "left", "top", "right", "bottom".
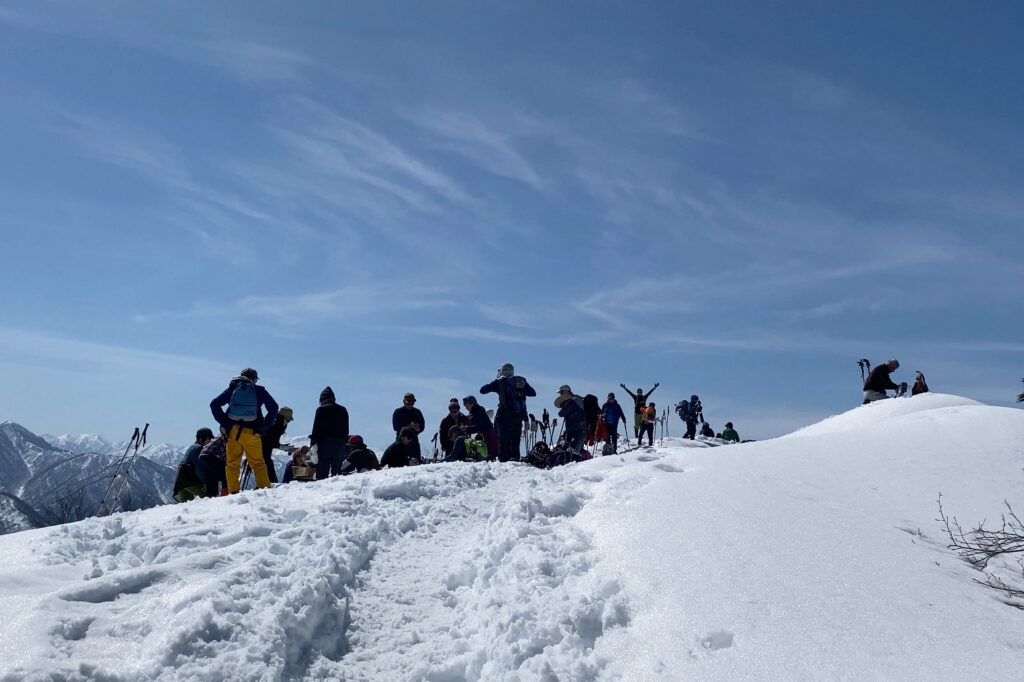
{"left": 1, "top": 396, "right": 1023, "bottom": 680}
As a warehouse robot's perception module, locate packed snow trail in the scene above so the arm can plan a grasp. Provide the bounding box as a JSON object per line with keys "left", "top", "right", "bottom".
{"left": 0, "top": 462, "right": 629, "bottom": 681}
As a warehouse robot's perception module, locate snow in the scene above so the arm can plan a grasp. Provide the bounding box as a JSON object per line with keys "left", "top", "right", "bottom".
{"left": 0, "top": 394, "right": 1023, "bottom": 681}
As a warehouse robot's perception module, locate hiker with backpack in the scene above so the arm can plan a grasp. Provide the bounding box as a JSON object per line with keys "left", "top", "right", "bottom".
{"left": 210, "top": 368, "right": 279, "bottom": 493}
{"left": 722, "top": 422, "right": 740, "bottom": 442}
{"left": 173, "top": 427, "right": 214, "bottom": 502}
{"left": 260, "top": 406, "right": 294, "bottom": 484}
{"left": 462, "top": 395, "right": 500, "bottom": 458}
{"left": 444, "top": 425, "right": 489, "bottom": 462}
{"left": 863, "top": 359, "right": 901, "bottom": 404}
{"left": 555, "top": 385, "right": 586, "bottom": 454}
{"left": 392, "top": 393, "right": 425, "bottom": 463}
{"left": 639, "top": 403, "right": 657, "bottom": 446}
{"left": 675, "top": 395, "right": 704, "bottom": 439}
{"left": 620, "top": 383, "right": 659, "bottom": 438}
{"left": 439, "top": 398, "right": 471, "bottom": 458}
{"left": 480, "top": 363, "right": 536, "bottom": 462}
{"left": 381, "top": 426, "right": 418, "bottom": 468}
{"left": 196, "top": 429, "right": 228, "bottom": 497}
{"left": 311, "top": 387, "right": 350, "bottom": 479}
{"left": 339, "top": 435, "right": 380, "bottom": 474}
{"left": 601, "top": 393, "right": 626, "bottom": 454}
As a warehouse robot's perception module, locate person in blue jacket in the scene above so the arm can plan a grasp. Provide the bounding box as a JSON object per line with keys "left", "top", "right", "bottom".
{"left": 601, "top": 393, "right": 627, "bottom": 454}
{"left": 210, "top": 368, "right": 278, "bottom": 493}
{"left": 392, "top": 392, "right": 425, "bottom": 463}
{"left": 480, "top": 363, "right": 536, "bottom": 462}
{"left": 555, "top": 385, "right": 586, "bottom": 453}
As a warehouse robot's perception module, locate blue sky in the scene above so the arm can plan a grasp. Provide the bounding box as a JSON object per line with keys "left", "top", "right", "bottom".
{"left": 1, "top": 1, "right": 1021, "bottom": 451}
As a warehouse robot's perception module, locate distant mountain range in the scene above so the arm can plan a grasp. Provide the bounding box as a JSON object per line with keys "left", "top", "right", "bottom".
{"left": 0, "top": 421, "right": 179, "bottom": 535}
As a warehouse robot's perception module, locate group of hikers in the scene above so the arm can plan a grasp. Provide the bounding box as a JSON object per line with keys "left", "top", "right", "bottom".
{"left": 172, "top": 364, "right": 743, "bottom": 501}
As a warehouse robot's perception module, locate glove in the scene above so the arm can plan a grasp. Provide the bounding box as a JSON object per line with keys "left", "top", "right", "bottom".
{"left": 515, "top": 377, "right": 525, "bottom": 389}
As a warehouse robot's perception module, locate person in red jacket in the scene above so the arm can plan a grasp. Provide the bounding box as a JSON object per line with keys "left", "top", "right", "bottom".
{"left": 439, "top": 398, "right": 471, "bottom": 458}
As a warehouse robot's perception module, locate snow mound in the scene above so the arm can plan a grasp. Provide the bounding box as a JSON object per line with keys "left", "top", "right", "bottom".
{"left": 782, "top": 392, "right": 984, "bottom": 439}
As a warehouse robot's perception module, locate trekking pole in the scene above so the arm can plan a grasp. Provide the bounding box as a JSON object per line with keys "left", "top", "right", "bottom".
{"left": 240, "top": 461, "right": 252, "bottom": 490}
{"left": 105, "top": 423, "right": 148, "bottom": 516}
{"left": 431, "top": 432, "right": 439, "bottom": 461}
{"left": 95, "top": 426, "right": 139, "bottom": 517}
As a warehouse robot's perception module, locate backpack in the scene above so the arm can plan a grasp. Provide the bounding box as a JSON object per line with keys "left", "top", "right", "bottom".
{"left": 463, "top": 439, "right": 488, "bottom": 461}
{"left": 199, "top": 435, "right": 227, "bottom": 463}
{"left": 675, "top": 400, "right": 688, "bottom": 420}
{"left": 582, "top": 394, "right": 600, "bottom": 418}
{"left": 227, "top": 380, "right": 259, "bottom": 422}
{"left": 498, "top": 376, "right": 528, "bottom": 416}
{"left": 526, "top": 442, "right": 551, "bottom": 468}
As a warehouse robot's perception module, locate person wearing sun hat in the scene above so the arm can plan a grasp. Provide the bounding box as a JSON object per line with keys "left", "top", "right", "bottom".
{"left": 259, "top": 405, "right": 294, "bottom": 484}
{"left": 554, "top": 385, "right": 586, "bottom": 453}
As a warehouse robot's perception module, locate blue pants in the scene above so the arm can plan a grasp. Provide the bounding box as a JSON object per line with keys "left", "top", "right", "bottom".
{"left": 316, "top": 440, "right": 348, "bottom": 479}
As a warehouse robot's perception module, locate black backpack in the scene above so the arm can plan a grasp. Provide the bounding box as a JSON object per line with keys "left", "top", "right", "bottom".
{"left": 526, "top": 442, "right": 552, "bottom": 468}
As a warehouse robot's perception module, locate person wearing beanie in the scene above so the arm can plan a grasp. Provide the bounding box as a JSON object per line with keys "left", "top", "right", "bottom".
{"left": 601, "top": 393, "right": 627, "bottom": 453}
{"left": 863, "top": 358, "right": 901, "bottom": 404}
{"left": 619, "top": 382, "right": 659, "bottom": 439}
{"left": 173, "top": 427, "right": 216, "bottom": 502}
{"left": 392, "top": 393, "right": 425, "bottom": 463}
{"left": 480, "top": 363, "right": 537, "bottom": 462}
{"left": 439, "top": 398, "right": 471, "bottom": 458}
{"left": 259, "top": 405, "right": 294, "bottom": 484}
{"left": 209, "top": 368, "right": 278, "bottom": 493}
{"left": 462, "top": 395, "right": 500, "bottom": 459}
{"left": 311, "top": 386, "right": 350, "bottom": 479}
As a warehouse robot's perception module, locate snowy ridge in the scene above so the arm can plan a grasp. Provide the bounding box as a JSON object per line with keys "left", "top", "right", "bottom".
{"left": 1, "top": 396, "right": 1024, "bottom": 680}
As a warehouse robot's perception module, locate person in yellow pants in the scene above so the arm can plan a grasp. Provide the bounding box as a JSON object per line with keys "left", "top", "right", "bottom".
{"left": 210, "top": 367, "right": 280, "bottom": 493}
{"left": 225, "top": 425, "right": 271, "bottom": 491}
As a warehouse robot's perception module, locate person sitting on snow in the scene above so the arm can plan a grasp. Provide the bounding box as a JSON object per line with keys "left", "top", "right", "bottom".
{"left": 173, "top": 427, "right": 214, "bottom": 502}
{"left": 911, "top": 371, "right": 929, "bottom": 396}
{"left": 863, "top": 358, "right": 901, "bottom": 404}
{"left": 381, "top": 427, "right": 418, "bottom": 468}
{"left": 339, "top": 435, "right": 380, "bottom": 474}
{"left": 722, "top": 422, "right": 740, "bottom": 443}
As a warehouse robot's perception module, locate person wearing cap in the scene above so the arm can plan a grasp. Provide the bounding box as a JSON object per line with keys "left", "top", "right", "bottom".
{"left": 722, "top": 422, "right": 740, "bottom": 442}
{"left": 555, "top": 385, "right": 586, "bottom": 453}
{"left": 173, "top": 427, "right": 215, "bottom": 502}
{"left": 339, "top": 435, "right": 380, "bottom": 474}
{"left": 620, "top": 382, "right": 660, "bottom": 438}
{"left": 392, "top": 393, "right": 426, "bottom": 463}
{"left": 480, "top": 363, "right": 537, "bottom": 462}
{"left": 439, "top": 398, "right": 471, "bottom": 458}
{"left": 601, "top": 393, "right": 627, "bottom": 453}
{"left": 462, "top": 395, "right": 500, "bottom": 458}
{"left": 863, "top": 358, "right": 901, "bottom": 404}
{"left": 210, "top": 368, "right": 278, "bottom": 492}
{"left": 259, "top": 405, "right": 294, "bottom": 484}
{"left": 311, "top": 386, "right": 350, "bottom": 479}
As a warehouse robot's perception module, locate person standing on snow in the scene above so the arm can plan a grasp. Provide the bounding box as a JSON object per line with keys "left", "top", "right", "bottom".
{"left": 462, "top": 395, "right": 500, "bottom": 459}
{"left": 173, "top": 427, "right": 214, "bottom": 502}
{"left": 863, "top": 359, "right": 901, "bottom": 404}
{"left": 392, "top": 393, "right": 425, "bottom": 463}
{"left": 555, "top": 385, "right": 587, "bottom": 454}
{"left": 601, "top": 393, "right": 627, "bottom": 453}
{"left": 210, "top": 368, "right": 278, "bottom": 493}
{"left": 620, "top": 382, "right": 659, "bottom": 438}
{"left": 639, "top": 403, "right": 657, "bottom": 446}
{"left": 480, "top": 363, "right": 536, "bottom": 462}
{"left": 311, "top": 387, "right": 349, "bottom": 479}
{"left": 259, "top": 406, "right": 294, "bottom": 484}
{"left": 439, "top": 398, "right": 471, "bottom": 458}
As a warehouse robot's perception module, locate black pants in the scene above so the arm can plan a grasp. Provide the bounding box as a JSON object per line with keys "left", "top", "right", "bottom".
{"left": 496, "top": 415, "right": 524, "bottom": 462}
{"left": 685, "top": 418, "right": 698, "bottom": 439}
{"left": 640, "top": 422, "right": 654, "bottom": 446}
{"left": 316, "top": 439, "right": 348, "bottom": 479}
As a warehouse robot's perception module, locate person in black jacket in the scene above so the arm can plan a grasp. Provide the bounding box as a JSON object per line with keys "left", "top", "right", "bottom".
{"left": 555, "top": 385, "right": 586, "bottom": 453}
{"left": 311, "top": 387, "right": 349, "bottom": 479}
{"left": 259, "top": 406, "right": 293, "bottom": 483}
{"left": 392, "top": 393, "right": 425, "bottom": 462}
{"left": 480, "top": 363, "right": 537, "bottom": 462}
{"left": 381, "top": 426, "right": 417, "bottom": 468}
{"left": 863, "top": 359, "right": 901, "bottom": 404}
{"left": 339, "top": 435, "right": 380, "bottom": 474}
